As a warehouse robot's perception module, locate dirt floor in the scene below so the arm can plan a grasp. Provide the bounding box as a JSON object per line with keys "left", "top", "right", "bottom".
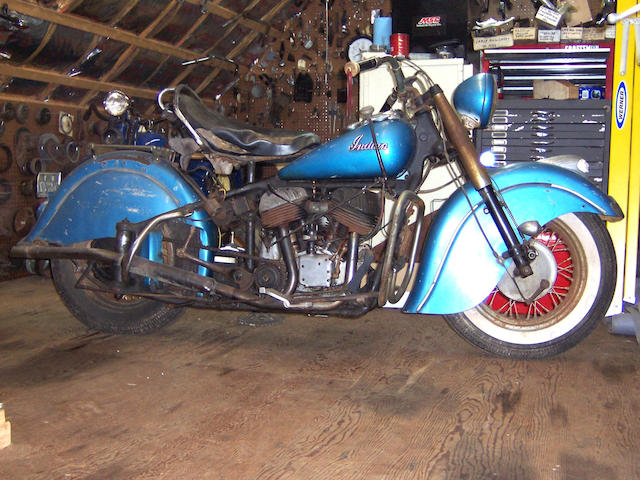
{"left": 0, "top": 276, "right": 639, "bottom": 479}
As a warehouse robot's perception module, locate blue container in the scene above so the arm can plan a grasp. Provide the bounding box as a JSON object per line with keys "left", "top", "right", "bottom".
{"left": 373, "top": 17, "right": 392, "bottom": 49}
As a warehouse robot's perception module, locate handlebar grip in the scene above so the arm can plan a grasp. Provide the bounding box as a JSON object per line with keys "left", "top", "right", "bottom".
{"left": 344, "top": 57, "right": 379, "bottom": 77}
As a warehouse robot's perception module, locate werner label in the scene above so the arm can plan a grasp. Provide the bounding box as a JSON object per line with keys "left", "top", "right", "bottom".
{"left": 616, "top": 81, "right": 627, "bottom": 130}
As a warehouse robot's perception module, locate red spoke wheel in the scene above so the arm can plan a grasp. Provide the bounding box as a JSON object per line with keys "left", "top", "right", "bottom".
{"left": 445, "top": 213, "right": 616, "bottom": 358}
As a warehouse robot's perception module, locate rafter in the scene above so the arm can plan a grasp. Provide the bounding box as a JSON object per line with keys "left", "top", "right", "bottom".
{"left": 0, "top": 92, "right": 89, "bottom": 110}
{"left": 195, "top": 0, "right": 292, "bottom": 95}
{"left": 1, "top": 63, "right": 160, "bottom": 100}
{"left": 23, "top": 23, "right": 57, "bottom": 64}
{"left": 142, "top": 16, "right": 242, "bottom": 116}
{"left": 78, "top": 1, "right": 181, "bottom": 106}
{"left": 182, "top": 0, "right": 282, "bottom": 37}
{"left": 4, "top": 0, "right": 241, "bottom": 72}
{"left": 39, "top": 0, "right": 142, "bottom": 101}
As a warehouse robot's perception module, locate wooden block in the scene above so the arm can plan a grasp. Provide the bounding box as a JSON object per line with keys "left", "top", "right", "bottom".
{"left": 533, "top": 80, "right": 579, "bottom": 100}
{"left": 0, "top": 421, "right": 10, "bottom": 449}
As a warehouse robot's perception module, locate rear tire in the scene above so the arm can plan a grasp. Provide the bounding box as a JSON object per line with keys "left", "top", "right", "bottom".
{"left": 444, "top": 213, "right": 616, "bottom": 359}
{"left": 51, "top": 256, "right": 184, "bottom": 335}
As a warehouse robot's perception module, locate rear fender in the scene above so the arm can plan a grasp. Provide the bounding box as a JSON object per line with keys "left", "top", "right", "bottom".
{"left": 24, "top": 150, "right": 217, "bottom": 270}
{"left": 404, "top": 163, "right": 622, "bottom": 315}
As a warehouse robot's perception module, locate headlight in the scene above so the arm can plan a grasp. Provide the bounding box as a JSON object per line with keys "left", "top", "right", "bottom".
{"left": 103, "top": 90, "right": 130, "bottom": 116}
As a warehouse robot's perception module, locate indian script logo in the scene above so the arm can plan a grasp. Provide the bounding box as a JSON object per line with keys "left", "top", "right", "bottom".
{"left": 348, "top": 135, "right": 389, "bottom": 152}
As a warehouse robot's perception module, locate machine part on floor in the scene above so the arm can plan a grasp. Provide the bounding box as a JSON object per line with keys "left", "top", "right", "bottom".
{"left": 13, "top": 207, "right": 36, "bottom": 237}
{"left": 608, "top": 305, "right": 640, "bottom": 344}
{"left": 0, "top": 178, "right": 11, "bottom": 205}
{"left": 15, "top": 103, "right": 29, "bottom": 124}
{"left": 0, "top": 144, "right": 12, "bottom": 173}
{"left": 237, "top": 312, "right": 284, "bottom": 326}
{"left": 35, "top": 107, "right": 51, "bottom": 126}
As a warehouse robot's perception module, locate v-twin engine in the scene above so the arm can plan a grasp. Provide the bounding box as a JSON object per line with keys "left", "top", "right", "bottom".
{"left": 257, "top": 186, "right": 379, "bottom": 292}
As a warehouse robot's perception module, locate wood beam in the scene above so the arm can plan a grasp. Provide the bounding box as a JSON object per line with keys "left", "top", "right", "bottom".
{"left": 38, "top": 0, "right": 141, "bottom": 100}
{"left": 182, "top": 0, "right": 282, "bottom": 37}
{"left": 194, "top": 0, "right": 292, "bottom": 94}
{"left": 0, "top": 63, "right": 159, "bottom": 100}
{"left": 78, "top": 1, "right": 181, "bottom": 106}
{"left": 0, "top": 92, "right": 88, "bottom": 110}
{"left": 145, "top": 15, "right": 238, "bottom": 115}
{"left": 4, "top": 0, "right": 240, "bottom": 72}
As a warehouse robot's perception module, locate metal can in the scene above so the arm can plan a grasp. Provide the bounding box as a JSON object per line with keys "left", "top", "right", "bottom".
{"left": 390, "top": 33, "right": 409, "bottom": 57}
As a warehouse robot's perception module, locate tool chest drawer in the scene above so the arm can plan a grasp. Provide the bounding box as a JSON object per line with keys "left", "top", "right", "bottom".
{"left": 475, "top": 99, "right": 610, "bottom": 192}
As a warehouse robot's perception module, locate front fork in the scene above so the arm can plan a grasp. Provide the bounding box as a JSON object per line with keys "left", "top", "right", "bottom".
{"left": 430, "top": 86, "right": 533, "bottom": 277}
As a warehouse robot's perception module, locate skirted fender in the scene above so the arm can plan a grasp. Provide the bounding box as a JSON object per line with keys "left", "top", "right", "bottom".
{"left": 403, "top": 162, "right": 623, "bottom": 315}
{"left": 20, "top": 150, "right": 217, "bottom": 269}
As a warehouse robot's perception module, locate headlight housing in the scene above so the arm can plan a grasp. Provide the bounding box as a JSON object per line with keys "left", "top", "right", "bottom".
{"left": 103, "top": 90, "right": 130, "bottom": 116}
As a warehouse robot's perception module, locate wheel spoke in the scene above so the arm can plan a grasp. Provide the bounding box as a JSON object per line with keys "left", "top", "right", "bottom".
{"left": 483, "top": 218, "right": 578, "bottom": 325}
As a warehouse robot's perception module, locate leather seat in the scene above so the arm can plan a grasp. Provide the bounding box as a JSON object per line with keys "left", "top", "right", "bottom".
{"left": 173, "top": 85, "right": 321, "bottom": 156}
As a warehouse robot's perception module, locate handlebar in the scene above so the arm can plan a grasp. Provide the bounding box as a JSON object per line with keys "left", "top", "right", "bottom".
{"left": 344, "top": 55, "right": 406, "bottom": 93}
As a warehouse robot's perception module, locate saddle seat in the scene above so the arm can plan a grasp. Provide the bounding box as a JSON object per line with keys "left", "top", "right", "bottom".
{"left": 173, "top": 85, "right": 321, "bottom": 157}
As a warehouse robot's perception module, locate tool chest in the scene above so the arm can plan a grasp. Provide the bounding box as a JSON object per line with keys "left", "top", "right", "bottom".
{"left": 475, "top": 99, "right": 611, "bottom": 192}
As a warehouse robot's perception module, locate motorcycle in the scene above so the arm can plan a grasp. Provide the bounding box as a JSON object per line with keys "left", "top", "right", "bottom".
{"left": 11, "top": 55, "right": 623, "bottom": 359}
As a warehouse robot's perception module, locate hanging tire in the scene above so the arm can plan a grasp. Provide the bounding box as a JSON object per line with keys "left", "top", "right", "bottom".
{"left": 444, "top": 212, "right": 616, "bottom": 359}
{"left": 51, "top": 239, "right": 186, "bottom": 335}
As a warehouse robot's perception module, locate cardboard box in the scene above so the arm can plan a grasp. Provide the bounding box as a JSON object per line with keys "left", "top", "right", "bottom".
{"left": 533, "top": 80, "right": 579, "bottom": 100}
{"left": 563, "top": 0, "right": 593, "bottom": 27}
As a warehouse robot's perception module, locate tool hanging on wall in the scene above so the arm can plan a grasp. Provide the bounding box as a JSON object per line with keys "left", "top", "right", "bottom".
{"left": 0, "top": 103, "right": 15, "bottom": 122}
{"left": 35, "top": 107, "right": 51, "bottom": 126}
{"left": 0, "top": 178, "right": 11, "bottom": 205}
{"left": 14, "top": 127, "right": 35, "bottom": 174}
{"left": 0, "top": 144, "right": 11, "bottom": 173}
{"left": 13, "top": 207, "right": 35, "bottom": 237}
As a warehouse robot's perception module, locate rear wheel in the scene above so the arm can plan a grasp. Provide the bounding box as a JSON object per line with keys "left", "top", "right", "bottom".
{"left": 444, "top": 213, "right": 616, "bottom": 358}
{"left": 51, "top": 238, "right": 186, "bottom": 335}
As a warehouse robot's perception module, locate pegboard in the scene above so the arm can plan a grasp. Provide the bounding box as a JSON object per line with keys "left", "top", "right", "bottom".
{"left": 0, "top": 98, "right": 94, "bottom": 281}
{"left": 212, "top": 0, "right": 392, "bottom": 143}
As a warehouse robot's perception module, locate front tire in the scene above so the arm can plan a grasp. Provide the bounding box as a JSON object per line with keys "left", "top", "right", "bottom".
{"left": 444, "top": 213, "right": 616, "bottom": 359}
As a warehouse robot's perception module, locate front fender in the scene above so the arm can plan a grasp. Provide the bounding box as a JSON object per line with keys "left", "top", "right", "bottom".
{"left": 22, "top": 150, "right": 217, "bottom": 269}
{"left": 404, "top": 163, "right": 622, "bottom": 315}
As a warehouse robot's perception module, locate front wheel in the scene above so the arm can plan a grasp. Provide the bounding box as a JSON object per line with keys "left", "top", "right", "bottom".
{"left": 444, "top": 213, "right": 616, "bottom": 359}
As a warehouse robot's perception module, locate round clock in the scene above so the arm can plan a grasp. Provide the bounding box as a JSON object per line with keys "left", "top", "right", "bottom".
{"left": 347, "top": 36, "right": 373, "bottom": 63}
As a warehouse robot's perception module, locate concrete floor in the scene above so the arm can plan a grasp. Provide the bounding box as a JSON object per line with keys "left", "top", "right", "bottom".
{"left": 0, "top": 275, "right": 639, "bottom": 479}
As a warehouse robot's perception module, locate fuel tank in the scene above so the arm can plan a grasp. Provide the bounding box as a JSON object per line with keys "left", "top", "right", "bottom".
{"left": 278, "top": 118, "right": 415, "bottom": 180}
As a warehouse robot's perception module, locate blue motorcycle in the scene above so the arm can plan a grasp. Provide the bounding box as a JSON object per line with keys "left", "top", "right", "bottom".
{"left": 11, "top": 56, "right": 623, "bottom": 358}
